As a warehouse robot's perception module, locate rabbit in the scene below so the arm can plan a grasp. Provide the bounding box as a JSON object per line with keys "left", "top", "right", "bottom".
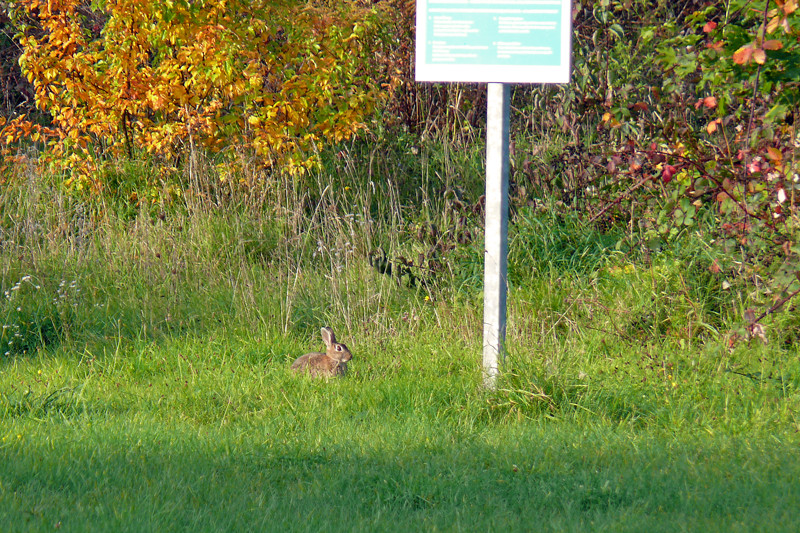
{"left": 291, "top": 326, "right": 352, "bottom": 377}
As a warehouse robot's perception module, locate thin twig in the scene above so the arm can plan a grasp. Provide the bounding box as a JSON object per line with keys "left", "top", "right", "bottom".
{"left": 741, "top": 0, "right": 772, "bottom": 225}
{"left": 750, "top": 286, "right": 800, "bottom": 325}
{"left": 587, "top": 174, "right": 653, "bottom": 224}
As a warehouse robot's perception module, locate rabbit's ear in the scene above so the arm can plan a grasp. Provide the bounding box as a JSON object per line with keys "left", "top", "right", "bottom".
{"left": 320, "top": 326, "right": 336, "bottom": 347}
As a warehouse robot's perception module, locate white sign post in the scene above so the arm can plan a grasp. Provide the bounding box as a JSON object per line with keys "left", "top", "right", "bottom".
{"left": 482, "top": 83, "right": 511, "bottom": 386}
{"left": 415, "top": 0, "right": 572, "bottom": 388}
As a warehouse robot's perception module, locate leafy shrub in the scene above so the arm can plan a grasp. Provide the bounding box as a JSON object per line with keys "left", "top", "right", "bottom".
{"left": 1, "top": 0, "right": 390, "bottom": 182}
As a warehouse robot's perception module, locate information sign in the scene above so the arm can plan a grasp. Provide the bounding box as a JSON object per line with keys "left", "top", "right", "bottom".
{"left": 415, "top": 0, "right": 572, "bottom": 83}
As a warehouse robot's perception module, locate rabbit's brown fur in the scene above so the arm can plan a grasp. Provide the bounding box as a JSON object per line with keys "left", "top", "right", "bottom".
{"left": 291, "top": 327, "right": 352, "bottom": 377}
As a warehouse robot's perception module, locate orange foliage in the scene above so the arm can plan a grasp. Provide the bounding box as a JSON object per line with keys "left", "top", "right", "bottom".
{"left": 1, "top": 0, "right": 387, "bottom": 185}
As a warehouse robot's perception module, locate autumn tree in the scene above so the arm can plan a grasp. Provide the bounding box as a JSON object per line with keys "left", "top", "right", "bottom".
{"left": 1, "top": 0, "right": 388, "bottom": 187}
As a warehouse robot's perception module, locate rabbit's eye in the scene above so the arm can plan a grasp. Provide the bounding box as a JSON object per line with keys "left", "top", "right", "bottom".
{"left": 336, "top": 345, "right": 342, "bottom": 351}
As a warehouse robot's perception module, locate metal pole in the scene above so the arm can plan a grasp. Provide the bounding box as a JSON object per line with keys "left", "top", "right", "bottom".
{"left": 482, "top": 82, "right": 510, "bottom": 388}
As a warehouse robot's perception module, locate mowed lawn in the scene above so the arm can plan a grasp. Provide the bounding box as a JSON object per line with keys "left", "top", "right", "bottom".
{"left": 2, "top": 325, "right": 798, "bottom": 532}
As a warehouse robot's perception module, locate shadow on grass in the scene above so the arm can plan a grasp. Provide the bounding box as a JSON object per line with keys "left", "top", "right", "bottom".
{"left": 1, "top": 419, "right": 798, "bottom": 532}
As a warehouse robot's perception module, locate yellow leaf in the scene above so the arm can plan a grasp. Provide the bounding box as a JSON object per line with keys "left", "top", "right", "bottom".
{"left": 763, "top": 39, "right": 783, "bottom": 50}
{"left": 766, "top": 147, "right": 782, "bottom": 161}
{"left": 753, "top": 48, "right": 766, "bottom": 64}
{"left": 767, "top": 16, "right": 781, "bottom": 34}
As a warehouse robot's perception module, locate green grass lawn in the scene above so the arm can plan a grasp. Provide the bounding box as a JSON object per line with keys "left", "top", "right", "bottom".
{"left": 2, "top": 323, "right": 798, "bottom": 532}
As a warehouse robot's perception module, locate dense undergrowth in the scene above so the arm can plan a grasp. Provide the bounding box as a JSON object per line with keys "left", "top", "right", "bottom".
{"left": 3, "top": 132, "right": 797, "bottom": 357}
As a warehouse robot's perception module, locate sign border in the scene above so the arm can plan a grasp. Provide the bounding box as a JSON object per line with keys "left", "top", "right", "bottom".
{"left": 415, "top": 0, "right": 573, "bottom": 84}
